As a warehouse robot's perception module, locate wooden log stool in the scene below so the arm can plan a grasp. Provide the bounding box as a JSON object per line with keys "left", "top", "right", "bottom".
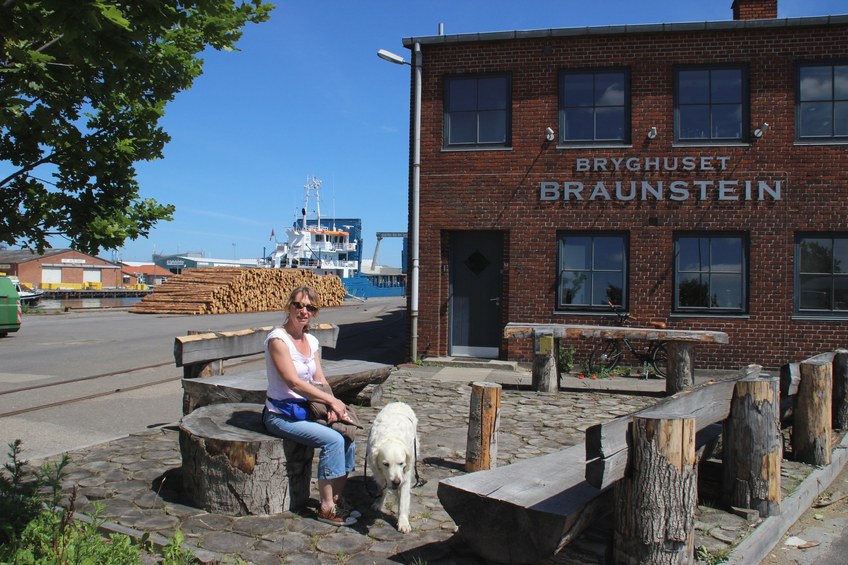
{"left": 179, "top": 402, "right": 313, "bottom": 515}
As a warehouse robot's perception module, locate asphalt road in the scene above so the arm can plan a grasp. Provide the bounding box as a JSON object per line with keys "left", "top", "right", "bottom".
{"left": 0, "top": 297, "right": 406, "bottom": 462}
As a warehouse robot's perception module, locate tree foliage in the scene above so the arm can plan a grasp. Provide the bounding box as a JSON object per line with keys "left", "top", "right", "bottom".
{"left": 0, "top": 0, "right": 273, "bottom": 254}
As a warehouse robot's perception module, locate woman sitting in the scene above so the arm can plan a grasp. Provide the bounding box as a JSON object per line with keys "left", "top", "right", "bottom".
{"left": 262, "top": 285, "right": 359, "bottom": 526}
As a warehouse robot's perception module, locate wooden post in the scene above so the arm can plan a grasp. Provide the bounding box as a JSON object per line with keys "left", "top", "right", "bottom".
{"left": 833, "top": 349, "right": 848, "bottom": 430}
{"left": 613, "top": 415, "right": 697, "bottom": 564}
{"left": 793, "top": 359, "right": 832, "bottom": 465}
{"left": 722, "top": 374, "right": 781, "bottom": 517}
{"left": 666, "top": 341, "right": 695, "bottom": 394}
{"left": 183, "top": 330, "right": 224, "bottom": 378}
{"left": 465, "top": 381, "right": 501, "bottom": 472}
{"left": 531, "top": 331, "right": 558, "bottom": 392}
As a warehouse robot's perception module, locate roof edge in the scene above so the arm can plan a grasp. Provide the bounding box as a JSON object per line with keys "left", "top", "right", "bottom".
{"left": 401, "top": 14, "right": 848, "bottom": 48}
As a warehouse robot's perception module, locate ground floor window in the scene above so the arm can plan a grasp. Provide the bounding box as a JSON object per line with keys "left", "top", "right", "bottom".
{"left": 674, "top": 233, "right": 747, "bottom": 313}
{"left": 557, "top": 232, "right": 627, "bottom": 310}
{"left": 796, "top": 233, "right": 848, "bottom": 315}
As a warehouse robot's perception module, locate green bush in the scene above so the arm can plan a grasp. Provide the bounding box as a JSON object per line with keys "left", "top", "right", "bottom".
{"left": 0, "top": 440, "right": 196, "bottom": 564}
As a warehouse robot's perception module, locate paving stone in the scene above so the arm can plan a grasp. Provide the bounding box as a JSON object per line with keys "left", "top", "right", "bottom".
{"left": 196, "top": 530, "right": 257, "bottom": 553}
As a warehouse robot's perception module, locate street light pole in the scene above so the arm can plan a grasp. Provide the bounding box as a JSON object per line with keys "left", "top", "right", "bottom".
{"left": 378, "top": 44, "right": 421, "bottom": 362}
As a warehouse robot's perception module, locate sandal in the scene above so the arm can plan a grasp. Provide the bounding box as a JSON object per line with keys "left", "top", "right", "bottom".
{"left": 317, "top": 506, "right": 356, "bottom": 526}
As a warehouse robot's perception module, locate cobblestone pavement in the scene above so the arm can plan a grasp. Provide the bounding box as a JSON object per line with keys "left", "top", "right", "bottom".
{"left": 26, "top": 365, "right": 845, "bottom": 564}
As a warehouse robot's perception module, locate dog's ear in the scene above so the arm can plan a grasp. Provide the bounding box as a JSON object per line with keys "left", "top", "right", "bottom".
{"left": 406, "top": 447, "right": 415, "bottom": 470}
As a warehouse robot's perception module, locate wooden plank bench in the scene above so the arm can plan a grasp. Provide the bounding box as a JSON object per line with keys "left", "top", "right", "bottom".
{"left": 438, "top": 365, "right": 759, "bottom": 563}
{"left": 505, "top": 322, "right": 730, "bottom": 393}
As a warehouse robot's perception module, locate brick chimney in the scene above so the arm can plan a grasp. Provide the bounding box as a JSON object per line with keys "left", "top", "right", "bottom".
{"left": 732, "top": 0, "right": 778, "bottom": 20}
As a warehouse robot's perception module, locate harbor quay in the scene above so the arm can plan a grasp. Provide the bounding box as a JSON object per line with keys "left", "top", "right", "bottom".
{"left": 21, "top": 362, "right": 842, "bottom": 564}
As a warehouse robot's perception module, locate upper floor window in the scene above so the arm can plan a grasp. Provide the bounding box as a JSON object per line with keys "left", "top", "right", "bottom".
{"left": 674, "top": 233, "right": 747, "bottom": 314}
{"left": 557, "top": 233, "right": 627, "bottom": 310}
{"left": 795, "top": 234, "right": 848, "bottom": 315}
{"left": 559, "top": 69, "right": 629, "bottom": 145}
{"left": 444, "top": 73, "right": 511, "bottom": 149}
{"left": 675, "top": 66, "right": 747, "bottom": 143}
{"left": 796, "top": 63, "right": 848, "bottom": 142}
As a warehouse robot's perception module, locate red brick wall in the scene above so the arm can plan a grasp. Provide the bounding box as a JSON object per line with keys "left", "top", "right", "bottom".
{"left": 18, "top": 251, "right": 122, "bottom": 287}
{"left": 733, "top": 0, "right": 778, "bottom": 21}
{"left": 413, "top": 21, "right": 848, "bottom": 371}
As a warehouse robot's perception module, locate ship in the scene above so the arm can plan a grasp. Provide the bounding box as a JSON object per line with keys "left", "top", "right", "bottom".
{"left": 264, "top": 177, "right": 406, "bottom": 298}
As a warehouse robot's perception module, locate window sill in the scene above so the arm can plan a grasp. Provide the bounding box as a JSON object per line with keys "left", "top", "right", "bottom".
{"left": 441, "top": 146, "right": 513, "bottom": 153}
{"left": 793, "top": 140, "right": 848, "bottom": 146}
{"left": 556, "top": 143, "right": 633, "bottom": 150}
{"left": 791, "top": 314, "right": 848, "bottom": 322}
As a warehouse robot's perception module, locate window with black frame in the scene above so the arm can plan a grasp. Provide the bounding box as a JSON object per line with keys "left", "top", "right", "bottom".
{"left": 674, "top": 234, "right": 747, "bottom": 313}
{"left": 443, "top": 73, "right": 511, "bottom": 149}
{"left": 559, "top": 69, "right": 629, "bottom": 145}
{"left": 796, "top": 234, "right": 848, "bottom": 314}
{"left": 796, "top": 63, "right": 848, "bottom": 142}
{"left": 557, "top": 233, "right": 627, "bottom": 310}
{"left": 674, "top": 66, "right": 747, "bottom": 143}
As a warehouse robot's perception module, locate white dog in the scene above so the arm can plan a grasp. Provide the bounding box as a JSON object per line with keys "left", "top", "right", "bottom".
{"left": 366, "top": 401, "right": 419, "bottom": 533}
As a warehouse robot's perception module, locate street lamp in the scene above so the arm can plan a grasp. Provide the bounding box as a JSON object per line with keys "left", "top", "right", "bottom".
{"left": 378, "top": 44, "right": 421, "bottom": 362}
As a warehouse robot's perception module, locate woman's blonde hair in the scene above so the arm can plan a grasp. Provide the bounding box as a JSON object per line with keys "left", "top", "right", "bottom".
{"left": 286, "top": 285, "right": 319, "bottom": 312}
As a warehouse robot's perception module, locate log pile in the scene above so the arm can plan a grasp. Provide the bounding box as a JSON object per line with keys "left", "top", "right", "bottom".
{"left": 130, "top": 267, "right": 346, "bottom": 315}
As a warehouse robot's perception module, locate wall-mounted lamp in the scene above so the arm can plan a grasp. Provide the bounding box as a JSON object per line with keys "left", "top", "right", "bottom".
{"left": 753, "top": 122, "right": 770, "bottom": 138}
{"left": 545, "top": 127, "right": 555, "bottom": 142}
{"left": 647, "top": 126, "right": 657, "bottom": 140}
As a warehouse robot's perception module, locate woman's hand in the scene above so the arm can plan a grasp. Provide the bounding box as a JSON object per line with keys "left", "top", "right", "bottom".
{"left": 327, "top": 397, "right": 347, "bottom": 423}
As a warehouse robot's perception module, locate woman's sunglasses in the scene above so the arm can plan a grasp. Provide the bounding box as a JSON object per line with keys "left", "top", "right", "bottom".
{"left": 291, "top": 300, "right": 318, "bottom": 313}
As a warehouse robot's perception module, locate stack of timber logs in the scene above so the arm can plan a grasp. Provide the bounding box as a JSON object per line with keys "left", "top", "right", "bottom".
{"left": 130, "top": 268, "right": 346, "bottom": 315}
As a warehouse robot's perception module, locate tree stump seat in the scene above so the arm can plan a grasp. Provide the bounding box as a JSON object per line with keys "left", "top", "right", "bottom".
{"left": 179, "top": 402, "right": 313, "bottom": 516}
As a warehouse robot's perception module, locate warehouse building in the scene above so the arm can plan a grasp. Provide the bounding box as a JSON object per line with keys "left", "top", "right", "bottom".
{"left": 0, "top": 249, "right": 122, "bottom": 288}
{"left": 400, "top": 0, "right": 848, "bottom": 369}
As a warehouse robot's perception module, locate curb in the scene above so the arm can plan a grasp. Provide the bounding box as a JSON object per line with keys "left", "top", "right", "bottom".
{"left": 726, "top": 432, "right": 848, "bottom": 564}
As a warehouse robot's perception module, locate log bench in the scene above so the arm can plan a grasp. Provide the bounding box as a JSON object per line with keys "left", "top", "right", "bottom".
{"left": 174, "top": 324, "right": 393, "bottom": 516}
{"left": 504, "top": 322, "right": 730, "bottom": 394}
{"left": 438, "top": 365, "right": 759, "bottom": 564}
{"left": 179, "top": 403, "right": 313, "bottom": 515}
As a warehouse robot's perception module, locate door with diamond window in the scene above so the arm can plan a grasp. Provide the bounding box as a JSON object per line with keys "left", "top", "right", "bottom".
{"left": 449, "top": 231, "right": 503, "bottom": 358}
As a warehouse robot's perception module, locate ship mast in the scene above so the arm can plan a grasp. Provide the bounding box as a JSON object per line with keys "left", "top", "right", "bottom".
{"left": 301, "top": 176, "right": 322, "bottom": 231}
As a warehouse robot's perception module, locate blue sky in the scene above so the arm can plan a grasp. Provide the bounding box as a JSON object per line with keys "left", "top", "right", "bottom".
{"left": 111, "top": 0, "right": 845, "bottom": 266}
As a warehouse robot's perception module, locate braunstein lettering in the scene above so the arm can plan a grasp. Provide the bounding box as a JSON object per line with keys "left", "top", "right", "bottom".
{"left": 540, "top": 155, "right": 782, "bottom": 202}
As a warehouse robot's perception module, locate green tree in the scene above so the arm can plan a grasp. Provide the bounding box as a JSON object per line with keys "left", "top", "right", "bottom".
{"left": 0, "top": 0, "right": 273, "bottom": 254}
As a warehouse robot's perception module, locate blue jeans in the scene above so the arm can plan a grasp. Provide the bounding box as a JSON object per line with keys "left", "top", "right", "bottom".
{"left": 263, "top": 409, "right": 355, "bottom": 480}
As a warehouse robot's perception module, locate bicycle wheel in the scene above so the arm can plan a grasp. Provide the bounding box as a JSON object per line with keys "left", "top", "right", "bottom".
{"left": 649, "top": 342, "right": 669, "bottom": 379}
{"left": 588, "top": 340, "right": 623, "bottom": 374}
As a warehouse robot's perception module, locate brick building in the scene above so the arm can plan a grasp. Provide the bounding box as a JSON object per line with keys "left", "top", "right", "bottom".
{"left": 400, "top": 0, "right": 848, "bottom": 370}
{"left": 0, "top": 249, "right": 122, "bottom": 288}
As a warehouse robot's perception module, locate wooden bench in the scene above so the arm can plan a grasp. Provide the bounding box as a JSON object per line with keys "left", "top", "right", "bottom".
{"left": 438, "top": 365, "right": 760, "bottom": 563}
{"left": 505, "top": 322, "right": 729, "bottom": 394}
{"left": 174, "top": 324, "right": 393, "bottom": 516}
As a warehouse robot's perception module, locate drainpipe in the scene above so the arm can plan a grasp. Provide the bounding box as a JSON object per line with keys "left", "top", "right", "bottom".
{"left": 410, "top": 42, "right": 421, "bottom": 361}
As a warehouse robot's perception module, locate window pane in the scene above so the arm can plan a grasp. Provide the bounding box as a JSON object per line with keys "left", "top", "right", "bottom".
{"left": 595, "top": 74, "right": 625, "bottom": 106}
{"left": 679, "top": 105, "right": 710, "bottom": 139}
{"left": 710, "top": 274, "right": 742, "bottom": 308}
{"left": 836, "top": 101, "right": 848, "bottom": 136}
{"left": 564, "top": 74, "right": 593, "bottom": 106}
{"left": 593, "top": 237, "right": 624, "bottom": 270}
{"left": 800, "top": 66, "right": 833, "bottom": 101}
{"left": 564, "top": 108, "right": 594, "bottom": 140}
{"left": 800, "top": 238, "right": 833, "bottom": 272}
{"left": 593, "top": 272, "right": 623, "bottom": 306}
{"left": 835, "top": 276, "right": 848, "bottom": 310}
{"left": 478, "top": 77, "right": 507, "bottom": 110}
{"left": 711, "top": 69, "right": 742, "bottom": 103}
{"left": 449, "top": 79, "right": 477, "bottom": 111}
{"left": 712, "top": 104, "right": 742, "bottom": 138}
{"left": 561, "top": 237, "right": 590, "bottom": 269}
{"left": 678, "top": 238, "right": 708, "bottom": 272}
{"left": 479, "top": 110, "right": 507, "bottom": 143}
{"left": 836, "top": 66, "right": 848, "bottom": 99}
{"left": 678, "top": 273, "right": 709, "bottom": 307}
{"left": 711, "top": 238, "right": 742, "bottom": 272}
{"left": 595, "top": 107, "right": 625, "bottom": 140}
{"left": 800, "top": 274, "right": 832, "bottom": 309}
{"left": 835, "top": 239, "right": 848, "bottom": 273}
{"left": 679, "top": 70, "right": 709, "bottom": 103}
{"left": 447, "top": 113, "right": 477, "bottom": 144}
{"left": 560, "top": 271, "right": 588, "bottom": 305}
{"left": 800, "top": 102, "right": 833, "bottom": 137}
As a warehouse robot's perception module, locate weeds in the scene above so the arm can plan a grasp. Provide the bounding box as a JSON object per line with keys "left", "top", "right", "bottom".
{"left": 0, "top": 440, "right": 196, "bottom": 564}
